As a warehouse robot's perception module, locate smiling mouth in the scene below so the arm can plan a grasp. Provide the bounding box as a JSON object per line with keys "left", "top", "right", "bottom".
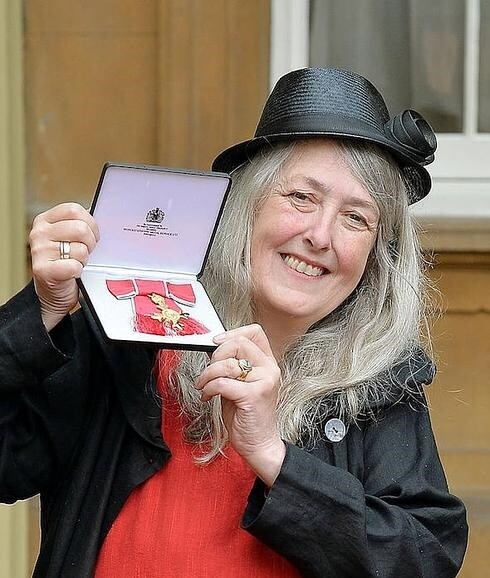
{"left": 281, "top": 254, "right": 326, "bottom": 277}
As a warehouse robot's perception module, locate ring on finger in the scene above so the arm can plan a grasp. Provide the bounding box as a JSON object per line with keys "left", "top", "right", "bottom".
{"left": 59, "top": 240, "right": 71, "bottom": 260}
{"left": 236, "top": 358, "right": 253, "bottom": 381}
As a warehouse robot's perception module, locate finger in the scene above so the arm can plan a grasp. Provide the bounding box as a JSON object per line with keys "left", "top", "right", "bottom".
{"left": 195, "top": 357, "right": 259, "bottom": 390}
{"left": 200, "top": 375, "right": 265, "bottom": 403}
{"left": 210, "top": 335, "right": 269, "bottom": 367}
{"left": 49, "top": 240, "right": 90, "bottom": 265}
{"left": 213, "top": 323, "right": 274, "bottom": 357}
{"left": 49, "top": 220, "right": 98, "bottom": 251}
{"left": 199, "top": 363, "right": 277, "bottom": 404}
{"left": 35, "top": 202, "right": 100, "bottom": 241}
{"left": 36, "top": 220, "right": 98, "bottom": 253}
{"left": 32, "top": 257, "right": 84, "bottom": 283}
{"left": 31, "top": 236, "right": 91, "bottom": 273}
{"left": 33, "top": 238, "right": 90, "bottom": 263}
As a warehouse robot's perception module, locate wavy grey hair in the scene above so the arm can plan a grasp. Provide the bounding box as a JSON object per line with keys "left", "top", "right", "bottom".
{"left": 160, "top": 138, "right": 430, "bottom": 460}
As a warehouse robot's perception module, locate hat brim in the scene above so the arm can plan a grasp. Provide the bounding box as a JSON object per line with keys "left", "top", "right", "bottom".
{"left": 212, "top": 132, "right": 431, "bottom": 204}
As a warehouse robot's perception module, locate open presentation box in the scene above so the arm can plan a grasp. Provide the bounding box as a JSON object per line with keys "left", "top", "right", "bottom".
{"left": 79, "top": 163, "right": 231, "bottom": 351}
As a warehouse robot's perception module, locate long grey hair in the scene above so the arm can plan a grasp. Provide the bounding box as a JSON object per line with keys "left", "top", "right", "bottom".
{"left": 160, "top": 138, "right": 430, "bottom": 460}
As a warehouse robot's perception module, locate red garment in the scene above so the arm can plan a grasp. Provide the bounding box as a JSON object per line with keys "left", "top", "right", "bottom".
{"left": 95, "top": 353, "right": 300, "bottom": 578}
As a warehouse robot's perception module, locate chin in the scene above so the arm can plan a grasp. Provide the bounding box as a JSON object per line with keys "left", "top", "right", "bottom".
{"left": 277, "top": 302, "right": 329, "bottom": 325}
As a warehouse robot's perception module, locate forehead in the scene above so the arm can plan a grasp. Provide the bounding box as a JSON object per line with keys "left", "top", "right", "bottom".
{"left": 279, "top": 140, "right": 376, "bottom": 204}
{"left": 281, "top": 139, "right": 352, "bottom": 178}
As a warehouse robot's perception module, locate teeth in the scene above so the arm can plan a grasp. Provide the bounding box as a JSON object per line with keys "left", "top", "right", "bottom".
{"left": 305, "top": 265, "right": 314, "bottom": 276}
{"left": 297, "top": 261, "right": 307, "bottom": 273}
{"left": 282, "top": 255, "right": 324, "bottom": 277}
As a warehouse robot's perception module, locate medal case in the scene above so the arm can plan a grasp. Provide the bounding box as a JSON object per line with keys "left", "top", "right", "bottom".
{"left": 79, "top": 163, "right": 231, "bottom": 351}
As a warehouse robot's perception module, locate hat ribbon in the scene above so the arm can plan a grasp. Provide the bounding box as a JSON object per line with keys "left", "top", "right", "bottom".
{"left": 384, "top": 110, "right": 437, "bottom": 166}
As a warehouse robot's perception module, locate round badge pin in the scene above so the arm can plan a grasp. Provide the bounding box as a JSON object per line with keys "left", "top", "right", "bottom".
{"left": 324, "top": 418, "right": 347, "bottom": 442}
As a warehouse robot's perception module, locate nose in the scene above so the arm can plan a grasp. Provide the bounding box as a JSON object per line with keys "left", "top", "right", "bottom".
{"left": 303, "top": 210, "right": 333, "bottom": 251}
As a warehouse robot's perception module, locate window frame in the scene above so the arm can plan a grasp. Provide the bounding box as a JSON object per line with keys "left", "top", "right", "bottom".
{"left": 270, "top": 0, "right": 490, "bottom": 220}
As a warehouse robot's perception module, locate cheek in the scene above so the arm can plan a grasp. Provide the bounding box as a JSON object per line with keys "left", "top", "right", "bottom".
{"left": 252, "top": 212, "right": 298, "bottom": 255}
{"left": 250, "top": 229, "right": 269, "bottom": 277}
{"left": 340, "top": 243, "right": 373, "bottom": 280}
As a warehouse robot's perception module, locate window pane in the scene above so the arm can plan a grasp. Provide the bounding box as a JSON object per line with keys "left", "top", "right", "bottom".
{"left": 309, "top": 0, "right": 465, "bottom": 132}
{"left": 479, "top": 0, "right": 490, "bottom": 131}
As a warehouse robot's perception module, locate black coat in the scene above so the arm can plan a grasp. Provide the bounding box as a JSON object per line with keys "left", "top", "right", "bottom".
{"left": 0, "top": 284, "right": 468, "bottom": 577}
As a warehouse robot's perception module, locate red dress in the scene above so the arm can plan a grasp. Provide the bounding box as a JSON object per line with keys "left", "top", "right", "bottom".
{"left": 95, "top": 353, "right": 300, "bottom": 577}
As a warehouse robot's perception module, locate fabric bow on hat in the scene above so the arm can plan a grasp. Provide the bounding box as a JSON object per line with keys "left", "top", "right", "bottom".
{"left": 384, "top": 110, "right": 437, "bottom": 166}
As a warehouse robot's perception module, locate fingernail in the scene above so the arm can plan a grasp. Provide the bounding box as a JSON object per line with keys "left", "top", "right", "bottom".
{"left": 213, "top": 333, "right": 226, "bottom": 343}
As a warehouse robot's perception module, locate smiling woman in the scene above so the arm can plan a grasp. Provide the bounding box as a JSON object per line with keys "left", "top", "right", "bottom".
{"left": 192, "top": 135, "right": 424, "bottom": 450}
{"left": 0, "top": 67, "right": 468, "bottom": 577}
{"left": 250, "top": 140, "right": 379, "bottom": 341}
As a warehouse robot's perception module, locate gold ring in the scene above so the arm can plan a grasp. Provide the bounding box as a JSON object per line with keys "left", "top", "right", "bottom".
{"left": 59, "top": 240, "right": 71, "bottom": 260}
{"left": 236, "top": 358, "right": 253, "bottom": 381}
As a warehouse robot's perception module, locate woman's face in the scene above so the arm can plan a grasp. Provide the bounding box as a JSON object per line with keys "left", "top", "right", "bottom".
{"left": 250, "top": 140, "right": 379, "bottom": 333}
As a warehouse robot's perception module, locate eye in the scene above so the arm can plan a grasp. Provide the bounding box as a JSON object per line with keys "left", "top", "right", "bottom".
{"left": 291, "top": 191, "right": 310, "bottom": 201}
{"left": 285, "top": 191, "right": 317, "bottom": 211}
{"left": 348, "top": 213, "right": 365, "bottom": 223}
{"left": 345, "top": 212, "right": 370, "bottom": 229}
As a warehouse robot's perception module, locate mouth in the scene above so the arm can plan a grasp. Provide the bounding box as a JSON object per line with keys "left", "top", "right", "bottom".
{"left": 281, "top": 254, "right": 327, "bottom": 277}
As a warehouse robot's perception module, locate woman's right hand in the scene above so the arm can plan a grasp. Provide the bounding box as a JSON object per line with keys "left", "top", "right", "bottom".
{"left": 29, "top": 202, "right": 100, "bottom": 331}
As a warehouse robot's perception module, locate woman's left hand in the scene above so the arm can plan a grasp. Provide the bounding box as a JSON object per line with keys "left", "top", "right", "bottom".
{"left": 194, "top": 324, "right": 286, "bottom": 486}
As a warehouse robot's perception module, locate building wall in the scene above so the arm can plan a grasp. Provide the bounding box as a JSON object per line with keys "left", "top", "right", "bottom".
{"left": 0, "top": 1, "right": 488, "bottom": 575}
{"left": 24, "top": 0, "right": 270, "bottom": 217}
{"left": 0, "top": 1, "right": 28, "bottom": 576}
{"left": 426, "top": 252, "right": 490, "bottom": 578}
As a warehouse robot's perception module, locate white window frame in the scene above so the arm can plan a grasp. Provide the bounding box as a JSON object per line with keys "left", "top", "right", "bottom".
{"left": 270, "top": 0, "right": 490, "bottom": 220}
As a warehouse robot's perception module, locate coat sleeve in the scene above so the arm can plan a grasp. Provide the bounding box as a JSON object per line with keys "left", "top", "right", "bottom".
{"left": 242, "top": 393, "right": 468, "bottom": 577}
{"left": 0, "top": 283, "right": 97, "bottom": 503}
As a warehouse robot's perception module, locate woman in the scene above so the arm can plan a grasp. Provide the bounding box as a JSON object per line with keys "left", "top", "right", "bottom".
{"left": 0, "top": 68, "right": 467, "bottom": 577}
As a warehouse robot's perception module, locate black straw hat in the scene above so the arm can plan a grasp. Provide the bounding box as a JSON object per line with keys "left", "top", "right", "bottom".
{"left": 212, "top": 67, "right": 437, "bottom": 204}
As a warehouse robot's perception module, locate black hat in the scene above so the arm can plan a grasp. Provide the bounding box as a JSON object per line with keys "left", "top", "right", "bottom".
{"left": 212, "top": 67, "right": 437, "bottom": 204}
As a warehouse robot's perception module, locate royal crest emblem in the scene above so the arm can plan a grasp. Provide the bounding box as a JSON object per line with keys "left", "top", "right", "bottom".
{"left": 146, "top": 207, "right": 165, "bottom": 223}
